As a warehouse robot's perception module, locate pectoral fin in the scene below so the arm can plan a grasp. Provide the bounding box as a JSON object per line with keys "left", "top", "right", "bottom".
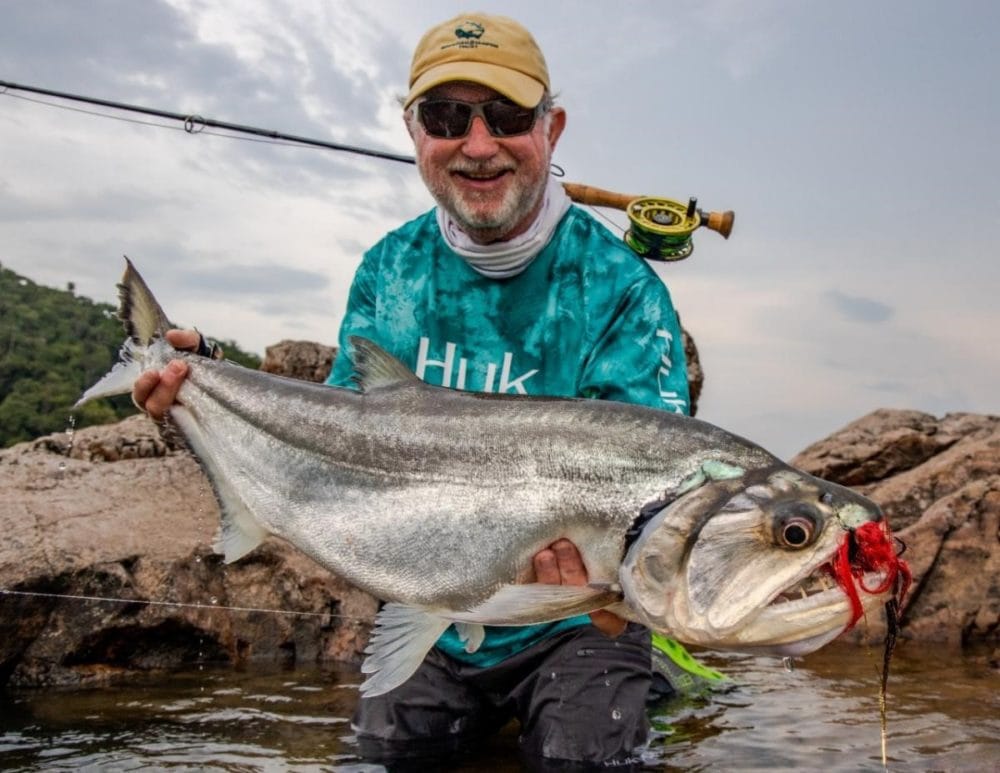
{"left": 360, "top": 603, "right": 451, "bottom": 697}
{"left": 449, "top": 584, "right": 622, "bottom": 626}
{"left": 453, "top": 622, "right": 485, "bottom": 653}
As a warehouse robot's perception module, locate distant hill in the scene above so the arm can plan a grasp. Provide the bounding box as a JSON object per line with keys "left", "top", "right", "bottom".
{"left": 0, "top": 263, "right": 261, "bottom": 448}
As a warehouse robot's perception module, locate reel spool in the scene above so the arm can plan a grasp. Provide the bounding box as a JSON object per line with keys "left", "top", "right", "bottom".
{"left": 562, "top": 182, "right": 734, "bottom": 261}
{"left": 625, "top": 197, "right": 699, "bottom": 260}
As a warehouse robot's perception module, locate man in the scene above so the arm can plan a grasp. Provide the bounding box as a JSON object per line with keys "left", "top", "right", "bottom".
{"left": 134, "top": 12, "right": 699, "bottom": 767}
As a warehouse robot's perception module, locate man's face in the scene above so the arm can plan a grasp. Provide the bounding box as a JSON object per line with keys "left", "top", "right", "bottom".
{"left": 407, "top": 82, "right": 566, "bottom": 245}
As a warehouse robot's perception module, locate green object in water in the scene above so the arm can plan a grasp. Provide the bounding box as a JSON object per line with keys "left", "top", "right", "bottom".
{"left": 651, "top": 633, "right": 727, "bottom": 695}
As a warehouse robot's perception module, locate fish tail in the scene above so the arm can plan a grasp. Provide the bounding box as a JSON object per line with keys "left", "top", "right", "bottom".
{"left": 75, "top": 257, "right": 174, "bottom": 407}
{"left": 118, "top": 256, "right": 173, "bottom": 346}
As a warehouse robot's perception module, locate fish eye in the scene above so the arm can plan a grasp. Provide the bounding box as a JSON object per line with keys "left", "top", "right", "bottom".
{"left": 820, "top": 491, "right": 834, "bottom": 505}
{"left": 780, "top": 518, "right": 813, "bottom": 547}
{"left": 773, "top": 504, "right": 820, "bottom": 549}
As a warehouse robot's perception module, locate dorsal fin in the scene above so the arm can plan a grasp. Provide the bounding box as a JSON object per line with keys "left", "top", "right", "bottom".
{"left": 348, "top": 336, "right": 422, "bottom": 392}
{"left": 118, "top": 256, "right": 173, "bottom": 345}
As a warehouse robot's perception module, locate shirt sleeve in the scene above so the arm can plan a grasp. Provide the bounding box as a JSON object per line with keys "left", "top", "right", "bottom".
{"left": 578, "top": 274, "right": 691, "bottom": 416}
{"left": 325, "top": 249, "right": 379, "bottom": 388}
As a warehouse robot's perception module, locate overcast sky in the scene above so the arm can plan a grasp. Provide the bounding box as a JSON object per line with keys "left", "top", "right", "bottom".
{"left": 1, "top": 0, "right": 997, "bottom": 459}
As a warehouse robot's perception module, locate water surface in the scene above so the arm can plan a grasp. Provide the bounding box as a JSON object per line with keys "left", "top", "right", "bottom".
{"left": 1, "top": 642, "right": 996, "bottom": 771}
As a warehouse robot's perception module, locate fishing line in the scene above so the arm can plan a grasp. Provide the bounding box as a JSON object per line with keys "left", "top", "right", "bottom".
{"left": 879, "top": 598, "right": 901, "bottom": 769}
{"left": 584, "top": 204, "right": 627, "bottom": 236}
{"left": 0, "top": 588, "right": 367, "bottom": 623}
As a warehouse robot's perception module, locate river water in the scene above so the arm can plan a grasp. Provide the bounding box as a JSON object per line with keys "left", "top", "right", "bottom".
{"left": 1, "top": 642, "right": 996, "bottom": 771}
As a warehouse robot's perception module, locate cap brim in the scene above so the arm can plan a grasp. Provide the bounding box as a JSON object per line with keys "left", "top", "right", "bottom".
{"left": 405, "top": 61, "right": 545, "bottom": 108}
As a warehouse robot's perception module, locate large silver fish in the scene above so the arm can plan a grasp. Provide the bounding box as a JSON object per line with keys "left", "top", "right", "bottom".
{"left": 78, "top": 259, "right": 909, "bottom": 696}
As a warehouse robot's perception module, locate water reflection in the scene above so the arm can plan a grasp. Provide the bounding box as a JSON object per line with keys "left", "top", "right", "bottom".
{"left": 1, "top": 642, "right": 996, "bottom": 771}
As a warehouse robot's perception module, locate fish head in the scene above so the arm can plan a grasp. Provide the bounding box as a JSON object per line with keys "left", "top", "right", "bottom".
{"left": 620, "top": 466, "right": 910, "bottom": 656}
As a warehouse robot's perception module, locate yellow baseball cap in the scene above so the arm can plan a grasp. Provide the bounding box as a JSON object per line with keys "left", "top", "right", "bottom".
{"left": 405, "top": 13, "right": 550, "bottom": 109}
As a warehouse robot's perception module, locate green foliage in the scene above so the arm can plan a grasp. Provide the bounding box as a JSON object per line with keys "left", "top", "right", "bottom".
{"left": 0, "top": 265, "right": 262, "bottom": 447}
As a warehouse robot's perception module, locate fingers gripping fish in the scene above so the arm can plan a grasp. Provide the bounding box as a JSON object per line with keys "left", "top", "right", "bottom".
{"left": 78, "top": 259, "right": 910, "bottom": 696}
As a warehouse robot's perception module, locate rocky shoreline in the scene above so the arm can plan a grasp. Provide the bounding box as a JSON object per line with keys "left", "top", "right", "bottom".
{"left": 1, "top": 341, "right": 996, "bottom": 687}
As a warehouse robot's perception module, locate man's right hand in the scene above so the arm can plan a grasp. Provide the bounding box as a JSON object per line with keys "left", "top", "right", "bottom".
{"left": 131, "top": 329, "right": 201, "bottom": 421}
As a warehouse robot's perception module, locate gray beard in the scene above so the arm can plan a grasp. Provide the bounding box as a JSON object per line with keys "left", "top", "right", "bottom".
{"left": 420, "top": 166, "right": 546, "bottom": 244}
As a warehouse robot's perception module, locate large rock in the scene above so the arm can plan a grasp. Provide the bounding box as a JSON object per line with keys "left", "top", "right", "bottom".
{"left": 0, "top": 413, "right": 378, "bottom": 687}
{"left": 792, "top": 409, "right": 999, "bottom": 649}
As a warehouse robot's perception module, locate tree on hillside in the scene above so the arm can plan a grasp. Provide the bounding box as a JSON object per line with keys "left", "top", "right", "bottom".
{"left": 0, "top": 265, "right": 261, "bottom": 447}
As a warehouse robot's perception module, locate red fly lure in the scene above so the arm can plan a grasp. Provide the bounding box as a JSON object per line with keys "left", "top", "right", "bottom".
{"left": 831, "top": 520, "right": 912, "bottom": 629}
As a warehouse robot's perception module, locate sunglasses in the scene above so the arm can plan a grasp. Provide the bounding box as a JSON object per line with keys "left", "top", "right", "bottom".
{"left": 417, "top": 98, "right": 544, "bottom": 139}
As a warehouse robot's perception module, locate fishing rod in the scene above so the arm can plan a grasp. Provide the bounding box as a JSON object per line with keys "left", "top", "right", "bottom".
{"left": 0, "top": 78, "right": 735, "bottom": 260}
{"left": 0, "top": 78, "right": 417, "bottom": 164}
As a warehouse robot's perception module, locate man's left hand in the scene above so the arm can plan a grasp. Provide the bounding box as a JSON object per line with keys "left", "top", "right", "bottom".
{"left": 532, "top": 539, "right": 627, "bottom": 637}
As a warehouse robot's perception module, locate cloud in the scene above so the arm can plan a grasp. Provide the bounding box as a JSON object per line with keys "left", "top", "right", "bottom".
{"left": 1, "top": 0, "right": 998, "bottom": 461}
{"left": 185, "top": 263, "right": 328, "bottom": 296}
{"left": 824, "top": 290, "right": 894, "bottom": 324}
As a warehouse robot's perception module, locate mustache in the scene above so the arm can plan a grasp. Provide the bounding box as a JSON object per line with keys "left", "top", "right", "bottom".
{"left": 448, "top": 161, "right": 515, "bottom": 176}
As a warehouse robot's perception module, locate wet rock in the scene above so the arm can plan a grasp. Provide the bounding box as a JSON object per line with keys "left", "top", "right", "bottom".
{"left": 793, "top": 410, "right": 999, "bottom": 650}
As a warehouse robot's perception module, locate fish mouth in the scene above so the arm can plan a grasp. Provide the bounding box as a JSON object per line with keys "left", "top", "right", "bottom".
{"left": 766, "top": 566, "right": 893, "bottom": 616}
{"left": 768, "top": 563, "right": 888, "bottom": 607}
{"left": 743, "top": 565, "right": 893, "bottom": 656}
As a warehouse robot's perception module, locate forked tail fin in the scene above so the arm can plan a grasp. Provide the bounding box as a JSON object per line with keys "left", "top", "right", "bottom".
{"left": 75, "top": 257, "right": 175, "bottom": 407}
{"left": 118, "top": 256, "right": 173, "bottom": 346}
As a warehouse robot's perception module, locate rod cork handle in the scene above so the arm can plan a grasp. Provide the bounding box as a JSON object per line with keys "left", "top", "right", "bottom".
{"left": 561, "top": 182, "right": 636, "bottom": 210}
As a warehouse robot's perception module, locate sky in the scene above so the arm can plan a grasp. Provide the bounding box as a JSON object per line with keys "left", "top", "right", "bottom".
{"left": 1, "top": 0, "right": 997, "bottom": 460}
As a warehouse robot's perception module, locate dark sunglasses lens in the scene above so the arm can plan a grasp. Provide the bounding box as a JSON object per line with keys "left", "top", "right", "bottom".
{"left": 482, "top": 101, "right": 537, "bottom": 136}
{"left": 419, "top": 100, "right": 538, "bottom": 138}
{"left": 418, "top": 101, "right": 472, "bottom": 138}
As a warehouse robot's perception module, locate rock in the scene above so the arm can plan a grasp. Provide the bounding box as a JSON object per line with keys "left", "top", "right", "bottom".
{"left": 793, "top": 409, "right": 999, "bottom": 650}
{"left": 261, "top": 340, "right": 336, "bottom": 384}
{"left": 0, "top": 346, "right": 375, "bottom": 688}
{"left": 682, "top": 328, "right": 703, "bottom": 417}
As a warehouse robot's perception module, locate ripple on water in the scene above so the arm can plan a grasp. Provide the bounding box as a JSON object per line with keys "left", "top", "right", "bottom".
{"left": 0, "top": 646, "right": 996, "bottom": 771}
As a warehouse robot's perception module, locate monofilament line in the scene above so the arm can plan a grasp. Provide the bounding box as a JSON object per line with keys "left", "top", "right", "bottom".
{"left": 0, "top": 588, "right": 345, "bottom": 620}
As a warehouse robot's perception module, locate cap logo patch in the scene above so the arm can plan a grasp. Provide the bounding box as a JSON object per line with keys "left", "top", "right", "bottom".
{"left": 455, "top": 21, "right": 484, "bottom": 39}
{"left": 444, "top": 21, "right": 499, "bottom": 50}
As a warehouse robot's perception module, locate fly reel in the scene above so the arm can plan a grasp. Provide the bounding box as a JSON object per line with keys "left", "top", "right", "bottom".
{"left": 562, "top": 183, "right": 734, "bottom": 261}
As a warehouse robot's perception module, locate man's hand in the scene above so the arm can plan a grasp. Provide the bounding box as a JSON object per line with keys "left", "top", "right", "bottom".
{"left": 533, "top": 538, "right": 627, "bottom": 637}
{"left": 131, "top": 329, "right": 201, "bottom": 421}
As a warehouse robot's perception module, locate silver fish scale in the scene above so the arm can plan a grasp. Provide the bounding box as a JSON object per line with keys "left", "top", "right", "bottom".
{"left": 169, "top": 352, "right": 773, "bottom": 612}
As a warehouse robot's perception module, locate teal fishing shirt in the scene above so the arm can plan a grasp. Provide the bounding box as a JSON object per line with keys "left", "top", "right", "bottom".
{"left": 326, "top": 204, "right": 690, "bottom": 667}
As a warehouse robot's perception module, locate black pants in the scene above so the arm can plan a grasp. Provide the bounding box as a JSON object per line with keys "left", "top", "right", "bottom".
{"left": 353, "top": 623, "right": 652, "bottom": 768}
